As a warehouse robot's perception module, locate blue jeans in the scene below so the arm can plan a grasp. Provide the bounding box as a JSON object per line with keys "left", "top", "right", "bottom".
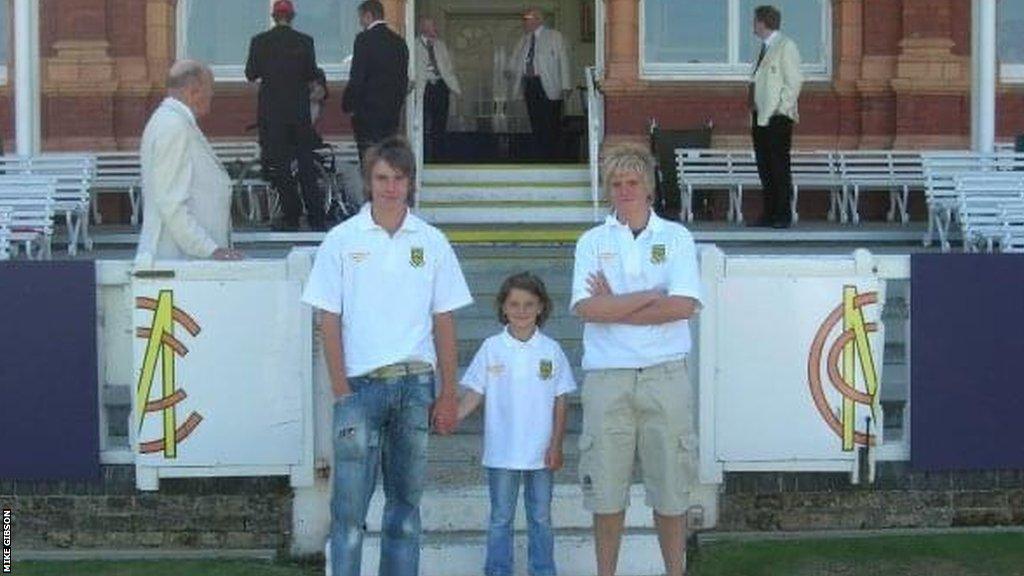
{"left": 485, "top": 467, "right": 556, "bottom": 576}
{"left": 330, "top": 372, "right": 434, "bottom": 576}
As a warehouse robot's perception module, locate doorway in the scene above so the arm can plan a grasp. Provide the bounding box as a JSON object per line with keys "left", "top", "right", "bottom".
{"left": 410, "top": 0, "right": 599, "bottom": 164}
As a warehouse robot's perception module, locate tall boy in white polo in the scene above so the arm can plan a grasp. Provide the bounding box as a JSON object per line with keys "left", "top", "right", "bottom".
{"left": 302, "top": 142, "right": 472, "bottom": 576}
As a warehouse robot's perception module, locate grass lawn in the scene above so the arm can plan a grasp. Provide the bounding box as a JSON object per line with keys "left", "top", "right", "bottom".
{"left": 13, "top": 532, "right": 1024, "bottom": 576}
{"left": 13, "top": 559, "right": 320, "bottom": 576}
{"left": 690, "top": 532, "right": 1024, "bottom": 576}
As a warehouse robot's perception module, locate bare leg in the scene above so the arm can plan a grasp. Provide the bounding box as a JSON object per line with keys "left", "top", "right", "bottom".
{"left": 654, "top": 511, "right": 686, "bottom": 576}
{"left": 594, "top": 512, "right": 626, "bottom": 576}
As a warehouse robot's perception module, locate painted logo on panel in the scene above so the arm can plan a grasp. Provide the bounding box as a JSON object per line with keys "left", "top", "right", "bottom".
{"left": 135, "top": 291, "right": 203, "bottom": 458}
{"left": 807, "top": 286, "right": 880, "bottom": 451}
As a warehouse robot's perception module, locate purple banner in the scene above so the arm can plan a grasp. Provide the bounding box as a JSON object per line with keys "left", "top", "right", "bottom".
{"left": 911, "top": 254, "right": 1024, "bottom": 470}
{"left": 0, "top": 261, "right": 99, "bottom": 480}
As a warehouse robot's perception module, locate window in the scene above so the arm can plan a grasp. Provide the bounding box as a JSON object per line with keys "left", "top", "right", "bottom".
{"left": 178, "top": 0, "right": 362, "bottom": 82}
{"left": 999, "top": 0, "right": 1024, "bottom": 82}
{"left": 640, "top": 0, "right": 831, "bottom": 81}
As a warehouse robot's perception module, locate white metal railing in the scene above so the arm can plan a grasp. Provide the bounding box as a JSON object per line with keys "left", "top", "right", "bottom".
{"left": 585, "top": 66, "right": 604, "bottom": 222}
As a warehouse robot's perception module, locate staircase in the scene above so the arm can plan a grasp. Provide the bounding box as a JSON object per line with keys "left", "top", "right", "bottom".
{"left": 418, "top": 164, "right": 603, "bottom": 224}
{"left": 316, "top": 245, "right": 717, "bottom": 576}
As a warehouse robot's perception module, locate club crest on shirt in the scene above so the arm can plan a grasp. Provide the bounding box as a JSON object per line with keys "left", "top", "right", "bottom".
{"left": 539, "top": 359, "right": 553, "bottom": 380}
{"left": 651, "top": 244, "right": 666, "bottom": 264}
{"left": 410, "top": 247, "right": 425, "bottom": 268}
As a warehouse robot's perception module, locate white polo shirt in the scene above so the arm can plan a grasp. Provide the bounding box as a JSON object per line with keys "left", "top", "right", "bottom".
{"left": 302, "top": 205, "right": 473, "bottom": 377}
{"left": 461, "top": 328, "right": 577, "bottom": 470}
{"left": 570, "top": 211, "right": 701, "bottom": 370}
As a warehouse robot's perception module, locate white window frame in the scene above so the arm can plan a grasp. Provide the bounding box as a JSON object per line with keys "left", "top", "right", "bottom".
{"left": 1001, "top": 63, "right": 1024, "bottom": 83}
{"left": 177, "top": 0, "right": 351, "bottom": 83}
{"left": 638, "top": 0, "right": 832, "bottom": 82}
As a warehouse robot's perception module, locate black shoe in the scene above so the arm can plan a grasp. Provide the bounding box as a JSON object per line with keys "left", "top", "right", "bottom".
{"left": 271, "top": 219, "right": 300, "bottom": 232}
{"left": 747, "top": 217, "right": 773, "bottom": 228}
{"left": 771, "top": 220, "right": 791, "bottom": 229}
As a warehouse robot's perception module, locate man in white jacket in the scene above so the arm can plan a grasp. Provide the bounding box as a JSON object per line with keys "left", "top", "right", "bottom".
{"left": 749, "top": 5, "right": 803, "bottom": 229}
{"left": 415, "top": 17, "right": 460, "bottom": 159}
{"left": 508, "top": 8, "right": 572, "bottom": 158}
{"left": 136, "top": 60, "right": 243, "bottom": 262}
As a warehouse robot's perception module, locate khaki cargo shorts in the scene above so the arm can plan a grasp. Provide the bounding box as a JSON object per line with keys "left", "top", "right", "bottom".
{"left": 578, "top": 359, "right": 698, "bottom": 516}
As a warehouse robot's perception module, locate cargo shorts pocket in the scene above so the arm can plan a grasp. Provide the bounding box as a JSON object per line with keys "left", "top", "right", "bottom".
{"left": 577, "top": 434, "right": 597, "bottom": 495}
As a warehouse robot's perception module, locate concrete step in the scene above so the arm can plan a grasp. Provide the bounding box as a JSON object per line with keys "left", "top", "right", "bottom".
{"left": 336, "top": 529, "right": 666, "bottom": 576}
{"left": 367, "top": 484, "right": 653, "bottom": 533}
{"left": 423, "top": 165, "right": 590, "bottom": 186}
{"left": 419, "top": 205, "right": 602, "bottom": 225}
{"left": 421, "top": 185, "right": 592, "bottom": 204}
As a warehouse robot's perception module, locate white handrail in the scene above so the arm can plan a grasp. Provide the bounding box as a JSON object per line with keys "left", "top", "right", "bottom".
{"left": 585, "top": 66, "right": 604, "bottom": 222}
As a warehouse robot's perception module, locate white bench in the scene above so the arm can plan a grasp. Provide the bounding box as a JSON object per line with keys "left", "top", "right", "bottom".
{"left": 675, "top": 149, "right": 760, "bottom": 222}
{"left": 93, "top": 151, "right": 142, "bottom": 226}
{"left": 920, "top": 151, "right": 1024, "bottom": 251}
{"left": 0, "top": 155, "right": 96, "bottom": 255}
{"left": 837, "top": 150, "right": 922, "bottom": 225}
{"left": 0, "top": 206, "right": 11, "bottom": 261}
{"left": 0, "top": 176, "right": 57, "bottom": 259}
{"left": 791, "top": 151, "right": 843, "bottom": 224}
{"left": 955, "top": 173, "right": 1024, "bottom": 252}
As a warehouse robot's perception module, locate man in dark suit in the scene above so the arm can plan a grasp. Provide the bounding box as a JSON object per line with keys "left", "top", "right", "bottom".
{"left": 342, "top": 0, "right": 410, "bottom": 162}
{"left": 245, "top": 0, "right": 325, "bottom": 231}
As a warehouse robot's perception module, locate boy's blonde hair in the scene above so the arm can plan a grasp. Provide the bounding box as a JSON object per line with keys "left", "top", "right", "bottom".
{"left": 601, "top": 142, "right": 657, "bottom": 201}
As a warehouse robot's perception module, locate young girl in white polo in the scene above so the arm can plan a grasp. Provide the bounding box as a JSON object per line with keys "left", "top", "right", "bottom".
{"left": 458, "top": 271, "right": 577, "bottom": 576}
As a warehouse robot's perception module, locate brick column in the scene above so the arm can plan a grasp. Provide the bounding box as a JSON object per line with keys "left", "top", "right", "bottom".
{"left": 383, "top": 0, "right": 406, "bottom": 34}
{"left": 854, "top": 0, "right": 901, "bottom": 148}
{"left": 832, "top": 0, "right": 866, "bottom": 148}
{"left": 41, "top": 0, "right": 117, "bottom": 149}
{"left": 890, "top": 0, "right": 970, "bottom": 148}
{"left": 602, "top": 0, "right": 638, "bottom": 92}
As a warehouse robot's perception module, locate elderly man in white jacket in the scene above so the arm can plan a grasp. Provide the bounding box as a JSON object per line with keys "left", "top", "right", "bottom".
{"left": 415, "top": 17, "right": 461, "bottom": 158}
{"left": 136, "top": 60, "right": 243, "bottom": 262}
{"left": 508, "top": 7, "right": 572, "bottom": 158}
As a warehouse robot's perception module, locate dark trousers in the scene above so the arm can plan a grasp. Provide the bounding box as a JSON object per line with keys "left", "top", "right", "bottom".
{"left": 523, "top": 76, "right": 562, "bottom": 159}
{"left": 354, "top": 114, "right": 401, "bottom": 167}
{"left": 262, "top": 120, "right": 324, "bottom": 228}
{"left": 752, "top": 114, "right": 794, "bottom": 224}
{"left": 424, "top": 80, "right": 449, "bottom": 160}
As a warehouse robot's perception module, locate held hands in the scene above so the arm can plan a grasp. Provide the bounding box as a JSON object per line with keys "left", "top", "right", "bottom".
{"left": 212, "top": 248, "right": 245, "bottom": 261}
{"left": 332, "top": 377, "right": 352, "bottom": 401}
{"left": 545, "top": 445, "right": 564, "bottom": 471}
{"left": 431, "top": 392, "right": 459, "bottom": 435}
{"left": 586, "top": 270, "right": 613, "bottom": 297}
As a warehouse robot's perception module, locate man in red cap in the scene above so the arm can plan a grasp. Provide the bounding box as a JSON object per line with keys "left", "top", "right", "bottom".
{"left": 246, "top": 0, "right": 327, "bottom": 232}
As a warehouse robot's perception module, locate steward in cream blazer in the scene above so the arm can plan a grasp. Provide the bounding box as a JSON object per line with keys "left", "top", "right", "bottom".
{"left": 752, "top": 32, "right": 803, "bottom": 127}
{"left": 414, "top": 36, "right": 461, "bottom": 97}
{"left": 508, "top": 26, "right": 572, "bottom": 101}
{"left": 136, "top": 97, "right": 232, "bottom": 261}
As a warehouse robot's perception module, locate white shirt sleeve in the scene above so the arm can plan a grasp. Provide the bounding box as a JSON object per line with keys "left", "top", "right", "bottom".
{"left": 301, "top": 236, "right": 344, "bottom": 314}
{"left": 432, "top": 237, "right": 474, "bottom": 314}
{"left": 553, "top": 344, "right": 577, "bottom": 396}
{"left": 667, "top": 230, "right": 702, "bottom": 303}
{"left": 569, "top": 232, "right": 598, "bottom": 311}
{"left": 460, "top": 342, "right": 488, "bottom": 395}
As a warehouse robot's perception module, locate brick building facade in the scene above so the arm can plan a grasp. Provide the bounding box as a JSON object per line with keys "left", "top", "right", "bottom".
{"left": 0, "top": 0, "right": 1020, "bottom": 152}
